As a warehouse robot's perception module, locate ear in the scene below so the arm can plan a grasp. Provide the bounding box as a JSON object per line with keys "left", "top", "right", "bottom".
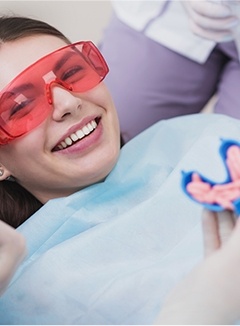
{"left": 0, "top": 164, "right": 12, "bottom": 181}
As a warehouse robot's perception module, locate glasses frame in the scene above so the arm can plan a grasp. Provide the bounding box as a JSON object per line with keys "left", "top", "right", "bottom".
{"left": 0, "top": 41, "right": 109, "bottom": 145}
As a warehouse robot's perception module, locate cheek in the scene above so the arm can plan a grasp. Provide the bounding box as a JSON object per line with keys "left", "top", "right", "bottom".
{"left": 2, "top": 128, "right": 44, "bottom": 163}
{"left": 84, "top": 85, "right": 120, "bottom": 134}
{"left": 87, "top": 83, "right": 117, "bottom": 111}
{"left": 98, "top": 86, "right": 120, "bottom": 130}
{"left": 17, "top": 131, "right": 44, "bottom": 153}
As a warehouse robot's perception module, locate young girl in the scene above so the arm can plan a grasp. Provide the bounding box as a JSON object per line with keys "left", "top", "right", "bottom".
{"left": 0, "top": 15, "right": 120, "bottom": 228}
{"left": 1, "top": 15, "right": 240, "bottom": 325}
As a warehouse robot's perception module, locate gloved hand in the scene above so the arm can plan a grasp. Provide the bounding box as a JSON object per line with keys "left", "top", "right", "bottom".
{"left": 181, "top": 0, "right": 240, "bottom": 42}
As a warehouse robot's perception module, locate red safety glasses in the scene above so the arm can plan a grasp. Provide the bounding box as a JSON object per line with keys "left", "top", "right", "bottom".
{"left": 0, "top": 41, "right": 109, "bottom": 145}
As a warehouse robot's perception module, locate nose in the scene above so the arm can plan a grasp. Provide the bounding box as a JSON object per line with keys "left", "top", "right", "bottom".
{"left": 48, "top": 83, "right": 82, "bottom": 121}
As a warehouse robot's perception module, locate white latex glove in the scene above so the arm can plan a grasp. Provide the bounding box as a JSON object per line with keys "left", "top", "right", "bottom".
{"left": 182, "top": 0, "right": 240, "bottom": 42}
{"left": 155, "top": 210, "right": 240, "bottom": 325}
{"left": 0, "top": 221, "right": 26, "bottom": 296}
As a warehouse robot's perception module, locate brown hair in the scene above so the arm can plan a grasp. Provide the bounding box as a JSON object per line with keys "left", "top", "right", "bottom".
{"left": 0, "top": 180, "right": 42, "bottom": 228}
{"left": 0, "top": 15, "right": 70, "bottom": 43}
{"left": 0, "top": 15, "right": 70, "bottom": 228}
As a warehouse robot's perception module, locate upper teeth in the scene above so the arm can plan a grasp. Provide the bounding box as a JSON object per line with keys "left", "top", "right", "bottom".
{"left": 56, "top": 119, "right": 97, "bottom": 150}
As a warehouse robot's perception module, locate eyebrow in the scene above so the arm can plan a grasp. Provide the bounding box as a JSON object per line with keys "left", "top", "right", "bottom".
{"left": 53, "top": 51, "right": 80, "bottom": 71}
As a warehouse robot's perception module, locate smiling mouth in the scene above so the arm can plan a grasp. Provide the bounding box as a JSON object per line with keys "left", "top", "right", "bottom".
{"left": 52, "top": 117, "right": 100, "bottom": 152}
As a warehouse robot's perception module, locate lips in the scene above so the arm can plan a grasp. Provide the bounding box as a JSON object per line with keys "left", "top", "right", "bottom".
{"left": 52, "top": 117, "right": 100, "bottom": 151}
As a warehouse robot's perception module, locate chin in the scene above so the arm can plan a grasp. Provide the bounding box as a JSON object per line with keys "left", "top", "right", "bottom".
{"left": 92, "top": 147, "right": 120, "bottom": 184}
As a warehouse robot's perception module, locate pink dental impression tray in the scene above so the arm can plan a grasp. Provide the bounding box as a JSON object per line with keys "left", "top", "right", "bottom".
{"left": 181, "top": 139, "right": 240, "bottom": 215}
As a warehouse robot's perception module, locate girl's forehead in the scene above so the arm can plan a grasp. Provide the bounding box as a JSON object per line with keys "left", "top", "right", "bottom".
{"left": 0, "top": 35, "right": 68, "bottom": 90}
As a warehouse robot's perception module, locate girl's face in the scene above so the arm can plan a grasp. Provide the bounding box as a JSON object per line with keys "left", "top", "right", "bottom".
{"left": 0, "top": 35, "right": 120, "bottom": 203}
